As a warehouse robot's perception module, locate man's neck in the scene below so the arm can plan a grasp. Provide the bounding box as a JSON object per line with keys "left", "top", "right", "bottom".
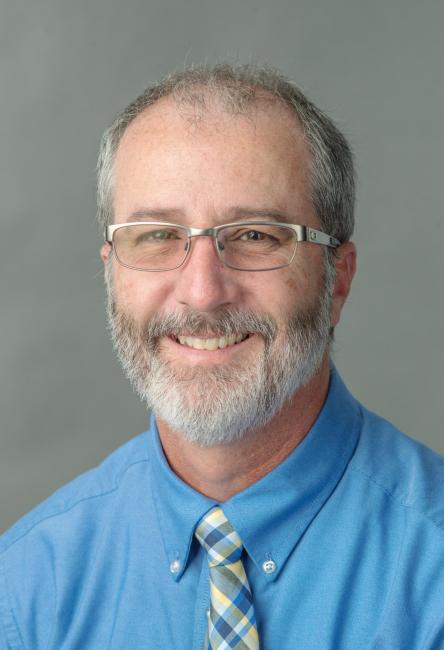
{"left": 156, "top": 355, "right": 331, "bottom": 502}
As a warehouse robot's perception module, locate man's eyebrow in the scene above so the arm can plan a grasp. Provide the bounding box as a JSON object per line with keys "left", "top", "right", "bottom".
{"left": 125, "top": 207, "right": 296, "bottom": 224}
{"left": 229, "top": 206, "right": 300, "bottom": 223}
{"left": 126, "top": 208, "right": 184, "bottom": 222}
{"left": 229, "top": 207, "right": 295, "bottom": 223}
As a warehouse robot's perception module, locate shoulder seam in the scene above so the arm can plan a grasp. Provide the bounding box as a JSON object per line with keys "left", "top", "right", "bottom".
{"left": 0, "top": 458, "right": 150, "bottom": 554}
{"left": 348, "top": 464, "right": 444, "bottom": 536}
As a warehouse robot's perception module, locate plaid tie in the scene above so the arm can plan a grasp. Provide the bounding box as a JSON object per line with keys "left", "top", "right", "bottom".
{"left": 195, "top": 506, "right": 259, "bottom": 650}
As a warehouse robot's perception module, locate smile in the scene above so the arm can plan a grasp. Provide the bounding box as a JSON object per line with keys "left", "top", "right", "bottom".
{"left": 174, "top": 333, "right": 250, "bottom": 350}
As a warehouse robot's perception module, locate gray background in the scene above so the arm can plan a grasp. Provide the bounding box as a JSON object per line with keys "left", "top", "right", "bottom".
{"left": 1, "top": 0, "right": 443, "bottom": 533}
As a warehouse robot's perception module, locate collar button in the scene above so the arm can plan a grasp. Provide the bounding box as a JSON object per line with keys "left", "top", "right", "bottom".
{"left": 262, "top": 559, "right": 276, "bottom": 574}
{"left": 170, "top": 559, "right": 181, "bottom": 573}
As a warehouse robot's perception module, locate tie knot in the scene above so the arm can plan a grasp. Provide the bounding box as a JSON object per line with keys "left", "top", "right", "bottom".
{"left": 195, "top": 506, "right": 243, "bottom": 566}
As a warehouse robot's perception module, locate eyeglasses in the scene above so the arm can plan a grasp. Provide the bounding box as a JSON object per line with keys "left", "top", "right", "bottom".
{"left": 105, "top": 221, "right": 341, "bottom": 272}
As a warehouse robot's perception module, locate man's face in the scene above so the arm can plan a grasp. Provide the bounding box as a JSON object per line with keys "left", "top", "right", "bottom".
{"left": 102, "top": 98, "right": 334, "bottom": 445}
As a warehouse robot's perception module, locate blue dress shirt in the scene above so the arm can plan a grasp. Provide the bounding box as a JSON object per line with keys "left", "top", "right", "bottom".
{"left": 2, "top": 366, "right": 444, "bottom": 649}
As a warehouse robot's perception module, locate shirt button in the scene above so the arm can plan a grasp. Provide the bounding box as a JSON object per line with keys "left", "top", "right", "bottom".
{"left": 262, "top": 559, "right": 276, "bottom": 574}
{"left": 206, "top": 609, "right": 210, "bottom": 617}
{"left": 170, "top": 559, "right": 180, "bottom": 573}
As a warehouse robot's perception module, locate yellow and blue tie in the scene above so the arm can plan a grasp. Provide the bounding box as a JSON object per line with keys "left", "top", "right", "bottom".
{"left": 195, "top": 506, "right": 259, "bottom": 650}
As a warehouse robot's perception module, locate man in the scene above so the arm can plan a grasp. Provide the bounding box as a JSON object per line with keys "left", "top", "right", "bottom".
{"left": 1, "top": 65, "right": 444, "bottom": 650}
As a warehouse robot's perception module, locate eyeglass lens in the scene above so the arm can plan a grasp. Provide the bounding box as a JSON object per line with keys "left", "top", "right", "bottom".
{"left": 112, "top": 223, "right": 298, "bottom": 271}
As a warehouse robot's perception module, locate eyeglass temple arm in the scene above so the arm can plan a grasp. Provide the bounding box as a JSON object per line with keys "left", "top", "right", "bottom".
{"left": 302, "top": 226, "right": 341, "bottom": 248}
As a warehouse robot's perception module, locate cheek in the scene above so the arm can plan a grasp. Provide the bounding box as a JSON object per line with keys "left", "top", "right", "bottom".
{"left": 271, "top": 260, "right": 324, "bottom": 321}
{"left": 282, "top": 262, "right": 315, "bottom": 301}
{"left": 284, "top": 275, "right": 299, "bottom": 293}
{"left": 112, "top": 268, "right": 169, "bottom": 319}
{"left": 288, "top": 251, "right": 325, "bottom": 296}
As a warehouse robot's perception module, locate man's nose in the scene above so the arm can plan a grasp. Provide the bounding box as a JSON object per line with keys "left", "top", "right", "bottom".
{"left": 172, "top": 235, "right": 240, "bottom": 312}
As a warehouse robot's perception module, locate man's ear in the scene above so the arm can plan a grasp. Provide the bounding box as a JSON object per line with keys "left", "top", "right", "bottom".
{"left": 330, "top": 241, "right": 357, "bottom": 328}
{"left": 100, "top": 242, "right": 111, "bottom": 265}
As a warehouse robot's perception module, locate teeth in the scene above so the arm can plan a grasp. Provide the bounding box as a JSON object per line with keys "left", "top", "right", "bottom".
{"left": 176, "top": 333, "right": 247, "bottom": 350}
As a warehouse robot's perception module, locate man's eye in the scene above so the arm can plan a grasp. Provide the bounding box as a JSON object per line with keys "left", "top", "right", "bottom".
{"left": 136, "top": 229, "right": 176, "bottom": 242}
{"left": 239, "top": 230, "right": 268, "bottom": 241}
{"left": 148, "top": 230, "right": 174, "bottom": 240}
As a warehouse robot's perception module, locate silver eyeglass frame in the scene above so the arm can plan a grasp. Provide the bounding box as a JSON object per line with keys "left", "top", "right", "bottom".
{"left": 105, "top": 220, "right": 341, "bottom": 272}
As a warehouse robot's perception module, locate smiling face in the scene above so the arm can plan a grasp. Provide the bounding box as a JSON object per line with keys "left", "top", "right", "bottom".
{"left": 101, "top": 96, "right": 337, "bottom": 445}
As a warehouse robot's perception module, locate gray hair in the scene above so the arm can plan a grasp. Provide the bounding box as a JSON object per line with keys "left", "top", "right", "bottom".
{"left": 96, "top": 63, "right": 355, "bottom": 258}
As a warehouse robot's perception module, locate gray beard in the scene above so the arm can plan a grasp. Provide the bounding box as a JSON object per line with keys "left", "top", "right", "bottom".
{"left": 105, "top": 271, "right": 333, "bottom": 447}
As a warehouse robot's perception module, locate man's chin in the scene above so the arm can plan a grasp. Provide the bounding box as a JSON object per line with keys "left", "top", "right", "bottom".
{"left": 147, "top": 353, "right": 260, "bottom": 395}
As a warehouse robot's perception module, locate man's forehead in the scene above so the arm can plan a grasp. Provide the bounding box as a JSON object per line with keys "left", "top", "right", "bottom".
{"left": 112, "top": 93, "right": 316, "bottom": 228}
{"left": 117, "top": 92, "right": 305, "bottom": 152}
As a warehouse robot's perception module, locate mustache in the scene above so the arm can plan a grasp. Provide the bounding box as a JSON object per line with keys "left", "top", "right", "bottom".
{"left": 139, "top": 307, "right": 277, "bottom": 344}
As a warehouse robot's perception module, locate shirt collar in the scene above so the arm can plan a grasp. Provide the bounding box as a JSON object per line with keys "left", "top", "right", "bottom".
{"left": 148, "top": 365, "right": 361, "bottom": 582}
